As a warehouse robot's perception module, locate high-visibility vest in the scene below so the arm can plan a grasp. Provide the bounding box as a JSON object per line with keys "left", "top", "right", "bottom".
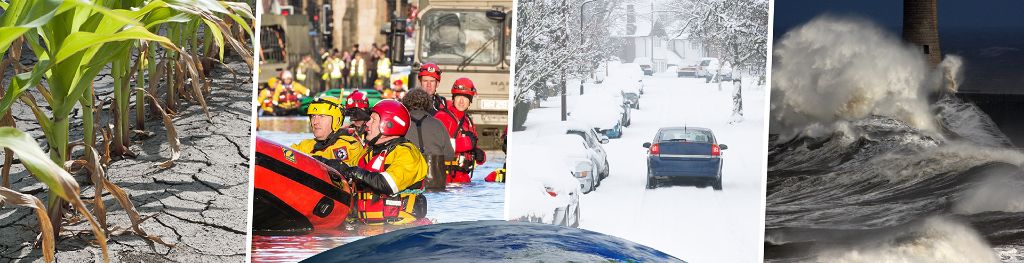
{"left": 377, "top": 58, "right": 392, "bottom": 79}
{"left": 330, "top": 58, "right": 344, "bottom": 79}
{"left": 350, "top": 58, "right": 365, "bottom": 78}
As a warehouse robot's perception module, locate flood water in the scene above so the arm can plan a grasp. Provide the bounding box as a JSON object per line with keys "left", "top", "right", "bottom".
{"left": 251, "top": 117, "right": 506, "bottom": 262}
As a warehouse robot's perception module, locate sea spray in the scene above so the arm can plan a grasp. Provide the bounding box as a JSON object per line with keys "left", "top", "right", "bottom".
{"left": 770, "top": 16, "right": 934, "bottom": 138}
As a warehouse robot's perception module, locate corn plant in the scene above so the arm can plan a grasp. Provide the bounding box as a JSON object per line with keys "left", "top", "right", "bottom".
{"left": 0, "top": 0, "right": 253, "bottom": 261}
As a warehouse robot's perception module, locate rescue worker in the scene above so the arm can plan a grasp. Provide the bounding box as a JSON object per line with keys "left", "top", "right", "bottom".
{"left": 257, "top": 83, "right": 275, "bottom": 115}
{"left": 402, "top": 88, "right": 454, "bottom": 188}
{"left": 349, "top": 52, "right": 366, "bottom": 90}
{"left": 270, "top": 71, "right": 310, "bottom": 116}
{"left": 400, "top": 89, "right": 454, "bottom": 160}
{"left": 376, "top": 48, "right": 392, "bottom": 90}
{"left": 376, "top": 79, "right": 390, "bottom": 99}
{"left": 341, "top": 90, "right": 371, "bottom": 142}
{"left": 434, "top": 77, "right": 486, "bottom": 184}
{"left": 322, "top": 50, "right": 345, "bottom": 90}
{"left": 391, "top": 79, "right": 408, "bottom": 100}
{"left": 291, "top": 96, "right": 365, "bottom": 168}
{"left": 485, "top": 126, "right": 507, "bottom": 183}
{"left": 331, "top": 100, "right": 429, "bottom": 225}
{"left": 294, "top": 55, "right": 321, "bottom": 93}
{"left": 417, "top": 63, "right": 447, "bottom": 114}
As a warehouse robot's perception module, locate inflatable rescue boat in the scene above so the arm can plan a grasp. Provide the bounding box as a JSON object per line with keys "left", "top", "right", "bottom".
{"left": 253, "top": 136, "right": 353, "bottom": 234}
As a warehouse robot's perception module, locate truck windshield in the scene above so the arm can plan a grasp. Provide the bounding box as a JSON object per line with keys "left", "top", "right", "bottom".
{"left": 419, "top": 10, "right": 502, "bottom": 65}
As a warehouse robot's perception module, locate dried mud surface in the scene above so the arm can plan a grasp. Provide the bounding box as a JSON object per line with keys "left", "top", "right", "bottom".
{"left": 0, "top": 57, "right": 252, "bottom": 262}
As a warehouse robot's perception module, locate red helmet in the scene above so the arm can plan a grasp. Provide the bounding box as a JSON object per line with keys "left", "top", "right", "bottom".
{"left": 346, "top": 90, "right": 370, "bottom": 109}
{"left": 451, "top": 77, "right": 477, "bottom": 97}
{"left": 371, "top": 100, "right": 410, "bottom": 136}
{"left": 418, "top": 63, "right": 441, "bottom": 81}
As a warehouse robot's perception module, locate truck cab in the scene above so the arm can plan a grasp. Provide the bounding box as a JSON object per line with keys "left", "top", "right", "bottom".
{"left": 413, "top": 0, "right": 512, "bottom": 150}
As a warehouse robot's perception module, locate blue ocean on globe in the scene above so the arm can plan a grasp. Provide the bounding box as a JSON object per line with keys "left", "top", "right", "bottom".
{"left": 301, "top": 220, "right": 685, "bottom": 262}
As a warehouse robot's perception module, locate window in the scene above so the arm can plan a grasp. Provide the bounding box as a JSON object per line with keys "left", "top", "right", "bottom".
{"left": 419, "top": 10, "right": 502, "bottom": 65}
{"left": 658, "top": 130, "right": 712, "bottom": 143}
{"left": 567, "top": 131, "right": 593, "bottom": 148}
{"left": 923, "top": 45, "right": 930, "bottom": 54}
{"left": 260, "top": 26, "right": 286, "bottom": 63}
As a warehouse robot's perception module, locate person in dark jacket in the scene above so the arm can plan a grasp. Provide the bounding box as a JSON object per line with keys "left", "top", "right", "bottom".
{"left": 400, "top": 89, "right": 454, "bottom": 160}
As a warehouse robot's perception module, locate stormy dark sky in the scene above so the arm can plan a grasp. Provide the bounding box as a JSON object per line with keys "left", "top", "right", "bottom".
{"left": 773, "top": 0, "right": 1024, "bottom": 39}
{"left": 773, "top": 0, "right": 1024, "bottom": 94}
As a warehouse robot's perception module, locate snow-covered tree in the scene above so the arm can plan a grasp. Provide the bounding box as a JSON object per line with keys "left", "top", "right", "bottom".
{"left": 515, "top": 0, "right": 622, "bottom": 104}
{"left": 514, "top": 0, "right": 623, "bottom": 129}
{"left": 662, "top": 0, "right": 768, "bottom": 123}
{"left": 514, "top": 0, "right": 570, "bottom": 105}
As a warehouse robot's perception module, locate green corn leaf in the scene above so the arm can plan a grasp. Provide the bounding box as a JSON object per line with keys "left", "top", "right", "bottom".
{"left": 0, "top": 127, "right": 78, "bottom": 201}
{"left": 53, "top": 26, "right": 172, "bottom": 63}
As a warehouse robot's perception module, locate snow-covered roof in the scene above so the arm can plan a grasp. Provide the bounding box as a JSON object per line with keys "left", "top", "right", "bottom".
{"left": 634, "top": 46, "right": 684, "bottom": 65}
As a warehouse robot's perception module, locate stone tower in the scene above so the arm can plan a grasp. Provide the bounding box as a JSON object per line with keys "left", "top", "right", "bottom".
{"left": 903, "top": 0, "right": 941, "bottom": 66}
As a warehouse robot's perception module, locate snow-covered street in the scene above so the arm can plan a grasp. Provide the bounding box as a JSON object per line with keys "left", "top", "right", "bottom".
{"left": 511, "top": 72, "right": 766, "bottom": 262}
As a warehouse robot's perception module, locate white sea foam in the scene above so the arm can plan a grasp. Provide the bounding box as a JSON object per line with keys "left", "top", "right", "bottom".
{"left": 770, "top": 16, "right": 955, "bottom": 138}
{"left": 815, "top": 217, "right": 999, "bottom": 263}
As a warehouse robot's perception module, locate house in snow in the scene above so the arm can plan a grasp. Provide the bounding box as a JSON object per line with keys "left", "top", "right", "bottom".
{"left": 609, "top": 0, "right": 708, "bottom": 73}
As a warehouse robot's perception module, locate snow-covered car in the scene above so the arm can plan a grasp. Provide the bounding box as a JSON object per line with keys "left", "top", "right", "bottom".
{"left": 613, "top": 62, "right": 646, "bottom": 83}
{"left": 697, "top": 58, "right": 735, "bottom": 83}
{"left": 538, "top": 135, "right": 600, "bottom": 193}
{"left": 568, "top": 92, "right": 626, "bottom": 139}
{"left": 639, "top": 64, "right": 653, "bottom": 76}
{"left": 677, "top": 63, "right": 699, "bottom": 77}
{"left": 507, "top": 145, "right": 581, "bottom": 227}
{"left": 642, "top": 127, "right": 728, "bottom": 190}
{"left": 622, "top": 91, "right": 640, "bottom": 109}
{"left": 620, "top": 103, "right": 632, "bottom": 127}
{"left": 696, "top": 57, "right": 720, "bottom": 80}
{"left": 604, "top": 73, "right": 642, "bottom": 110}
{"left": 563, "top": 122, "right": 610, "bottom": 181}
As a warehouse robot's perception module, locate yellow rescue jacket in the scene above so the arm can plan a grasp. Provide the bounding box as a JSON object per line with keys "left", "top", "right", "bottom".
{"left": 354, "top": 139, "right": 428, "bottom": 225}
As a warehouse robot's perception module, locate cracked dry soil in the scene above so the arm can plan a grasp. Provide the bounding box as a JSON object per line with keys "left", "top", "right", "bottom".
{"left": 0, "top": 59, "right": 252, "bottom": 262}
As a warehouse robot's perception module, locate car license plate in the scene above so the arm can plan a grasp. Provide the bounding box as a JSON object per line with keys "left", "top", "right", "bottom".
{"left": 480, "top": 99, "right": 509, "bottom": 110}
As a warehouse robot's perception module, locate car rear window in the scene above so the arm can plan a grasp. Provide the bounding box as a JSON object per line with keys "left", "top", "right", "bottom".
{"left": 658, "top": 130, "right": 711, "bottom": 143}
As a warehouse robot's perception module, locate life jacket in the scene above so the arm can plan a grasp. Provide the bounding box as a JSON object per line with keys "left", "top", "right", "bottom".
{"left": 437, "top": 105, "right": 478, "bottom": 179}
{"left": 277, "top": 85, "right": 300, "bottom": 110}
{"left": 353, "top": 139, "right": 427, "bottom": 225}
{"left": 428, "top": 94, "right": 448, "bottom": 115}
{"left": 485, "top": 168, "right": 505, "bottom": 183}
{"left": 259, "top": 89, "right": 275, "bottom": 113}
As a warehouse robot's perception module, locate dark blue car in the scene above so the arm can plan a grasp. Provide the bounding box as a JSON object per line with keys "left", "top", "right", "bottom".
{"left": 642, "top": 127, "right": 727, "bottom": 190}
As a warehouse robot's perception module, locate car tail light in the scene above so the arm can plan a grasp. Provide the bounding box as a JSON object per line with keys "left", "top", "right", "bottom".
{"left": 649, "top": 144, "right": 660, "bottom": 156}
{"left": 544, "top": 187, "right": 557, "bottom": 197}
{"left": 712, "top": 144, "right": 721, "bottom": 156}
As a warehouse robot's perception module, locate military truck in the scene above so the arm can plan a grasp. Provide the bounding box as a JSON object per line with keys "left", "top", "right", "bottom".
{"left": 412, "top": 0, "right": 512, "bottom": 150}
{"left": 259, "top": 14, "right": 314, "bottom": 85}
